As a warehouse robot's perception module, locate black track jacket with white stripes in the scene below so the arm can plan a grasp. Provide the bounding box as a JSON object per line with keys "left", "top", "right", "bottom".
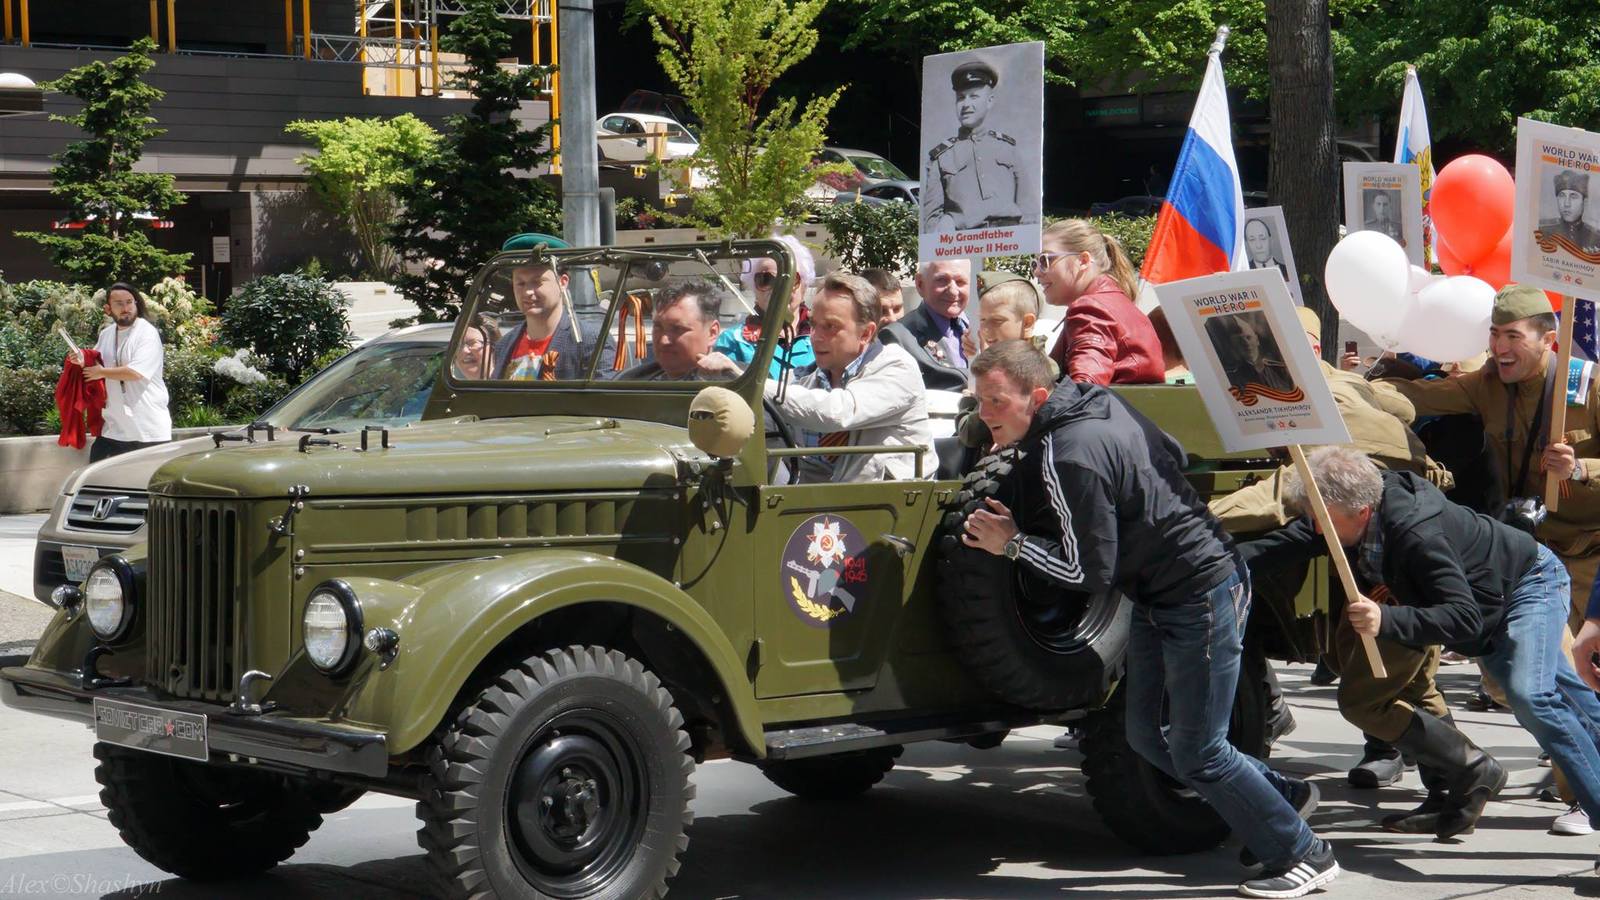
{"left": 1009, "top": 381, "right": 1237, "bottom": 606}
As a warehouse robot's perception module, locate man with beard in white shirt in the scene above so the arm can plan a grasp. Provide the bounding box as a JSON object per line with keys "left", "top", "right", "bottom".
{"left": 79, "top": 282, "right": 171, "bottom": 462}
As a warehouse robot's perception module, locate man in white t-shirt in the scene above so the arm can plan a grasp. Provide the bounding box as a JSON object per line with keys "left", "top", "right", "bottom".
{"left": 79, "top": 282, "right": 172, "bottom": 462}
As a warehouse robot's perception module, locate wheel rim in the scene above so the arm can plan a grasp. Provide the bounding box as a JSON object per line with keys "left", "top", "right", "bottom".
{"left": 1011, "top": 568, "right": 1122, "bottom": 655}
{"left": 506, "top": 709, "right": 647, "bottom": 896}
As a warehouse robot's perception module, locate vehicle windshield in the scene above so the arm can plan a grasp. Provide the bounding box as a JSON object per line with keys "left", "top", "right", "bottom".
{"left": 262, "top": 340, "right": 444, "bottom": 432}
{"left": 850, "top": 155, "right": 909, "bottom": 181}
{"left": 449, "top": 245, "right": 793, "bottom": 387}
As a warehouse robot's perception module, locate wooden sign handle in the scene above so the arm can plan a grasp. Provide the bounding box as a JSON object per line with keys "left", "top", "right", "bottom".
{"left": 1288, "top": 445, "right": 1388, "bottom": 679}
{"left": 1546, "top": 295, "right": 1576, "bottom": 513}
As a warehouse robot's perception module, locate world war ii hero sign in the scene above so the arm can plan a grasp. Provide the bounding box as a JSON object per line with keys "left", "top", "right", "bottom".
{"left": 1155, "top": 267, "right": 1386, "bottom": 676}
{"left": 1513, "top": 117, "right": 1600, "bottom": 296}
{"left": 918, "top": 41, "right": 1044, "bottom": 267}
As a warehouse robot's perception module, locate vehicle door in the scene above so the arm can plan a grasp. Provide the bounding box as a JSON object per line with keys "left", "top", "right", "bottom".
{"left": 750, "top": 474, "right": 940, "bottom": 698}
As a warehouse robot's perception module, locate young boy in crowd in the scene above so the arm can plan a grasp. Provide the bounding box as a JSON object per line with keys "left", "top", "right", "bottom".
{"left": 955, "top": 271, "right": 1056, "bottom": 448}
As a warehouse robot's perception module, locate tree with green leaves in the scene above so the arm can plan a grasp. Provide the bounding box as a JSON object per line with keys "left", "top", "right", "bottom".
{"left": 1336, "top": 3, "right": 1600, "bottom": 153}
{"left": 15, "top": 37, "right": 190, "bottom": 288}
{"left": 286, "top": 114, "right": 440, "bottom": 279}
{"left": 645, "top": 0, "right": 845, "bottom": 238}
{"left": 386, "top": 0, "right": 560, "bottom": 322}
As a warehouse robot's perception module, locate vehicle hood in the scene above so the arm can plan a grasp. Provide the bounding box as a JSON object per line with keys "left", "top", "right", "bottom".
{"left": 66, "top": 433, "right": 221, "bottom": 495}
{"left": 148, "top": 417, "right": 698, "bottom": 500}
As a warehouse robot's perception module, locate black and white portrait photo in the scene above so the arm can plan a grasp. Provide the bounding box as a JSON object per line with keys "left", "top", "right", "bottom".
{"left": 1204, "top": 311, "right": 1296, "bottom": 397}
{"left": 1513, "top": 117, "right": 1600, "bottom": 293}
{"left": 1343, "top": 162, "right": 1424, "bottom": 266}
{"left": 918, "top": 41, "right": 1043, "bottom": 266}
{"left": 1242, "top": 206, "right": 1302, "bottom": 304}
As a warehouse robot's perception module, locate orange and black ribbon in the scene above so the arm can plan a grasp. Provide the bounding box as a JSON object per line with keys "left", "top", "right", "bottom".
{"left": 1535, "top": 229, "right": 1600, "bottom": 265}
{"left": 1229, "top": 383, "right": 1306, "bottom": 407}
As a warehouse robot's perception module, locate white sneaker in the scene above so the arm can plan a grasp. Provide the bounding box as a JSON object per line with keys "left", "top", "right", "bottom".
{"left": 1552, "top": 804, "right": 1592, "bottom": 836}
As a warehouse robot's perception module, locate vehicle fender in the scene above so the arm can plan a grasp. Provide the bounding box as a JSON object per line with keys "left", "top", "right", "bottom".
{"left": 335, "top": 550, "right": 762, "bottom": 757}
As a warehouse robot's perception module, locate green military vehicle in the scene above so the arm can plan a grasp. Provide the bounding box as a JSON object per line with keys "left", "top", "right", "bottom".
{"left": 0, "top": 240, "right": 1328, "bottom": 899}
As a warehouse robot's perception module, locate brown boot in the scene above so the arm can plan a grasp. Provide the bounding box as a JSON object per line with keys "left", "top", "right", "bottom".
{"left": 1389, "top": 711, "right": 1507, "bottom": 839}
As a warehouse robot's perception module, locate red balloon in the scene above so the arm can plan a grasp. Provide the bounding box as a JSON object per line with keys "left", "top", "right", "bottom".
{"left": 1431, "top": 154, "right": 1516, "bottom": 264}
{"left": 1436, "top": 235, "right": 1468, "bottom": 276}
{"left": 1472, "top": 229, "right": 1514, "bottom": 290}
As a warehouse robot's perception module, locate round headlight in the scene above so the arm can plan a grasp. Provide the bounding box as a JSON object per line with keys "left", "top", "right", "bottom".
{"left": 84, "top": 565, "right": 129, "bottom": 640}
{"left": 303, "top": 582, "right": 362, "bottom": 674}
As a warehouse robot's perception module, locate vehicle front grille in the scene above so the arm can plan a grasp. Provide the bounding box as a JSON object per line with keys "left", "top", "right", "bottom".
{"left": 65, "top": 490, "right": 148, "bottom": 534}
{"left": 146, "top": 497, "right": 243, "bottom": 701}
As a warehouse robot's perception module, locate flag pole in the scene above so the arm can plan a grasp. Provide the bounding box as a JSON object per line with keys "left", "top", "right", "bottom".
{"left": 1208, "top": 25, "right": 1230, "bottom": 57}
{"left": 1547, "top": 295, "right": 1576, "bottom": 511}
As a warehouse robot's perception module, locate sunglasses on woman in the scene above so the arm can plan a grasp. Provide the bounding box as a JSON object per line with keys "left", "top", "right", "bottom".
{"left": 1033, "top": 252, "right": 1067, "bottom": 272}
{"left": 751, "top": 271, "right": 779, "bottom": 289}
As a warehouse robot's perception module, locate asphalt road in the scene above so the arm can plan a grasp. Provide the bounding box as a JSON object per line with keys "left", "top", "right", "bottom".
{"left": 0, "top": 659, "right": 1593, "bottom": 899}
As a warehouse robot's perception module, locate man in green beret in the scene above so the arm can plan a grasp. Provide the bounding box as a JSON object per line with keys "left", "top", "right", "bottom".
{"left": 1382, "top": 283, "right": 1600, "bottom": 834}
{"left": 922, "top": 59, "right": 1023, "bottom": 232}
{"left": 1539, "top": 170, "right": 1600, "bottom": 257}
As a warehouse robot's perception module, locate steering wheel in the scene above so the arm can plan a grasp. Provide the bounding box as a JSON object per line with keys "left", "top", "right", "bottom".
{"left": 763, "top": 396, "right": 800, "bottom": 482}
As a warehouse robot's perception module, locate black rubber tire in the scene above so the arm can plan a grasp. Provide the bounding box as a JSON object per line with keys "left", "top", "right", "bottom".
{"left": 936, "top": 448, "right": 1132, "bottom": 710}
{"left": 1080, "top": 662, "right": 1274, "bottom": 855}
{"left": 417, "top": 645, "right": 695, "bottom": 900}
{"left": 759, "top": 745, "right": 904, "bottom": 800}
{"left": 93, "top": 743, "right": 324, "bottom": 880}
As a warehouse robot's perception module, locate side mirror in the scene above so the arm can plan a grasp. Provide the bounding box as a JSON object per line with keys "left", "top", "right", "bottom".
{"left": 688, "top": 387, "right": 755, "bottom": 459}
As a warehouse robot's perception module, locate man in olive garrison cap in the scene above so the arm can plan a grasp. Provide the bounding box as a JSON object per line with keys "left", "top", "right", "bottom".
{"left": 922, "top": 59, "right": 1023, "bottom": 232}
{"left": 1540, "top": 169, "right": 1600, "bottom": 257}
{"left": 1382, "top": 285, "right": 1600, "bottom": 833}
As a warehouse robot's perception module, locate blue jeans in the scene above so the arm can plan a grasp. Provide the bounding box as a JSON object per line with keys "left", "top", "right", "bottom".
{"left": 1125, "top": 564, "right": 1318, "bottom": 869}
{"left": 1478, "top": 545, "right": 1600, "bottom": 821}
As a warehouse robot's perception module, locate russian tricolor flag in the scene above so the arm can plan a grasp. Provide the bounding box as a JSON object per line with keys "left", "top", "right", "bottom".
{"left": 1140, "top": 47, "right": 1246, "bottom": 285}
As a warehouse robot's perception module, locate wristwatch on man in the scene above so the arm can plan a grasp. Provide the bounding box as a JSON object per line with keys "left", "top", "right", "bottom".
{"left": 1574, "top": 460, "right": 1588, "bottom": 483}
{"left": 1003, "top": 533, "right": 1025, "bottom": 560}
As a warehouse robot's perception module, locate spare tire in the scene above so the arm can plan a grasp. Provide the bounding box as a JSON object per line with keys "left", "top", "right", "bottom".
{"left": 936, "top": 449, "right": 1131, "bottom": 710}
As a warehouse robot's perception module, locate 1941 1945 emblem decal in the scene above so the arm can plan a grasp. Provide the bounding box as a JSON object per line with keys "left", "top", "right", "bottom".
{"left": 779, "top": 515, "right": 870, "bottom": 628}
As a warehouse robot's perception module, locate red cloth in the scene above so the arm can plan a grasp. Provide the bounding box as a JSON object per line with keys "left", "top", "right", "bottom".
{"left": 56, "top": 348, "right": 106, "bottom": 449}
{"left": 1049, "top": 275, "right": 1165, "bottom": 386}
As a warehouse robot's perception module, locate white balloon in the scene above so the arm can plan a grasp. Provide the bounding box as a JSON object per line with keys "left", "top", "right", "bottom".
{"left": 1407, "top": 264, "right": 1442, "bottom": 297}
{"left": 1394, "top": 275, "right": 1494, "bottom": 362}
{"left": 1324, "top": 231, "right": 1415, "bottom": 349}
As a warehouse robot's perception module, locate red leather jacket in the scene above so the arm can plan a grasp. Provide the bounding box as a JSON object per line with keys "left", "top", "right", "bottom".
{"left": 1048, "top": 275, "right": 1165, "bottom": 386}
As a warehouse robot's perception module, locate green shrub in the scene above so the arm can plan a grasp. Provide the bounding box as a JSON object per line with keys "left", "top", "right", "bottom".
{"left": 815, "top": 198, "right": 918, "bottom": 278}
{"left": 174, "top": 404, "right": 228, "bottom": 428}
{"left": 221, "top": 274, "right": 352, "bottom": 382}
{"left": 221, "top": 377, "right": 293, "bottom": 425}
{"left": 164, "top": 345, "right": 227, "bottom": 414}
{"left": 0, "top": 366, "right": 60, "bottom": 436}
{"left": 141, "top": 277, "right": 216, "bottom": 349}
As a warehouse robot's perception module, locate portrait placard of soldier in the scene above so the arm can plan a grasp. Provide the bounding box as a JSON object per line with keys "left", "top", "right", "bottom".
{"left": 1241, "top": 206, "right": 1303, "bottom": 305}
{"left": 917, "top": 41, "right": 1044, "bottom": 267}
{"left": 1152, "top": 268, "right": 1349, "bottom": 454}
{"left": 1513, "top": 117, "right": 1600, "bottom": 299}
{"left": 1342, "top": 162, "right": 1424, "bottom": 266}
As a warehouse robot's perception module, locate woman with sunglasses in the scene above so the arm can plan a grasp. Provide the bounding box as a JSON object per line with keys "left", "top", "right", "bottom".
{"left": 1035, "top": 219, "right": 1164, "bottom": 385}
{"left": 710, "top": 234, "right": 817, "bottom": 378}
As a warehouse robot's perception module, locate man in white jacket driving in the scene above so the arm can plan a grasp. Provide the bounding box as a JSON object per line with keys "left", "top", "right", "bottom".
{"left": 764, "top": 272, "right": 931, "bottom": 483}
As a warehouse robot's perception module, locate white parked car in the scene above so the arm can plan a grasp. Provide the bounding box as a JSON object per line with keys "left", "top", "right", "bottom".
{"left": 597, "top": 113, "right": 699, "bottom": 163}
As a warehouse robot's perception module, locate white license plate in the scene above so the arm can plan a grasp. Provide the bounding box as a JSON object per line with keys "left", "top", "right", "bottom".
{"left": 93, "top": 697, "right": 209, "bottom": 762}
{"left": 61, "top": 545, "right": 100, "bottom": 583}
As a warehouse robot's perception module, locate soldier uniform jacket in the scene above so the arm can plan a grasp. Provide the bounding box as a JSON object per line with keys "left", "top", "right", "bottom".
{"left": 1388, "top": 352, "right": 1600, "bottom": 554}
{"left": 1210, "top": 360, "right": 1439, "bottom": 534}
{"left": 922, "top": 130, "right": 1021, "bottom": 231}
{"left": 1539, "top": 218, "right": 1600, "bottom": 256}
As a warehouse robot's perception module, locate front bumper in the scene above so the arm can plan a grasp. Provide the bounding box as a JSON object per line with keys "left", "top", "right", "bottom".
{"left": 0, "top": 665, "right": 389, "bottom": 778}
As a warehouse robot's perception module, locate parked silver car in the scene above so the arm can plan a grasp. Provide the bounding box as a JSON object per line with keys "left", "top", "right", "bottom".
{"left": 31, "top": 323, "right": 450, "bottom": 602}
